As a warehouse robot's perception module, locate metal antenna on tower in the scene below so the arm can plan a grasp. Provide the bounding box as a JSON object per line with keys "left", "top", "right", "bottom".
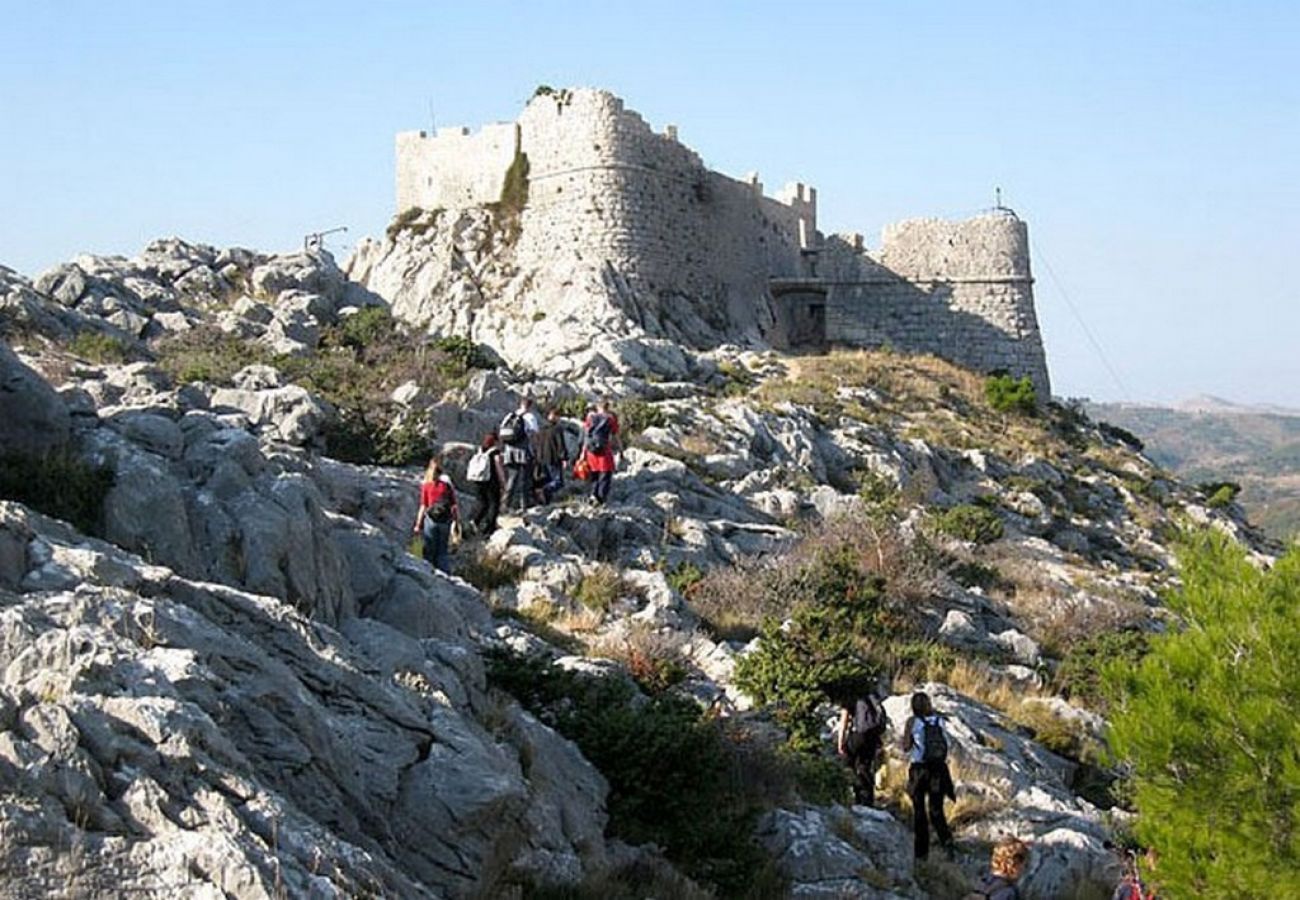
{"left": 995, "top": 186, "right": 1003, "bottom": 209}
{"left": 428, "top": 98, "right": 436, "bottom": 134}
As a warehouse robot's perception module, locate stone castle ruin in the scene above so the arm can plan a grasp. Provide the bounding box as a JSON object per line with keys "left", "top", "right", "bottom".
{"left": 383, "top": 88, "right": 1049, "bottom": 395}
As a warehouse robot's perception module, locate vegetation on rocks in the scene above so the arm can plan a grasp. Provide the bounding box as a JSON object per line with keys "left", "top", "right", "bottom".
{"left": 984, "top": 372, "right": 1037, "bottom": 415}
{"left": 485, "top": 649, "right": 782, "bottom": 897}
{"left": 930, "top": 503, "right": 1005, "bottom": 544}
{"left": 0, "top": 451, "right": 115, "bottom": 534}
{"left": 68, "top": 331, "right": 133, "bottom": 364}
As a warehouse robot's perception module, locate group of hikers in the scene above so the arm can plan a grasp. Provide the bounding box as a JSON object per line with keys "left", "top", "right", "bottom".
{"left": 835, "top": 686, "right": 1157, "bottom": 899}
{"left": 411, "top": 393, "right": 622, "bottom": 574}
{"left": 413, "top": 396, "right": 1158, "bottom": 898}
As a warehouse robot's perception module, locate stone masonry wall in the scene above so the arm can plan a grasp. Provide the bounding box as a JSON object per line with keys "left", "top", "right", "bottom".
{"left": 820, "top": 215, "right": 1051, "bottom": 397}
{"left": 396, "top": 123, "right": 517, "bottom": 212}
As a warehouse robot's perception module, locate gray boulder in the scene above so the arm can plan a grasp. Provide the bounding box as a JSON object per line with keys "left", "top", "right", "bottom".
{"left": 0, "top": 342, "right": 71, "bottom": 456}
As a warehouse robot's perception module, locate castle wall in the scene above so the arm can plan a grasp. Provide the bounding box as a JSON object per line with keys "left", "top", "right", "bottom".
{"left": 395, "top": 123, "right": 517, "bottom": 212}
{"left": 509, "top": 90, "right": 811, "bottom": 341}
{"left": 391, "top": 90, "right": 1051, "bottom": 394}
{"left": 820, "top": 215, "right": 1051, "bottom": 397}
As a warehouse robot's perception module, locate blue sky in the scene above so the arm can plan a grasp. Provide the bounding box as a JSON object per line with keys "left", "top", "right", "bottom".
{"left": 2, "top": 1, "right": 1296, "bottom": 405}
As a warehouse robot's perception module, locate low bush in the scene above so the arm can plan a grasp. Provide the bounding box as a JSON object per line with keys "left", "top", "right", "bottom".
{"left": 1198, "top": 480, "right": 1242, "bottom": 508}
{"left": 155, "top": 327, "right": 274, "bottom": 385}
{"left": 664, "top": 560, "right": 705, "bottom": 596}
{"left": 617, "top": 398, "right": 668, "bottom": 436}
{"left": 931, "top": 504, "right": 1005, "bottom": 544}
{"left": 985, "top": 372, "right": 1037, "bottom": 415}
{"left": 0, "top": 451, "right": 115, "bottom": 534}
{"left": 572, "top": 565, "right": 625, "bottom": 613}
{"left": 1098, "top": 420, "right": 1145, "bottom": 451}
{"left": 485, "top": 649, "right": 779, "bottom": 896}
{"left": 68, "top": 331, "right": 132, "bottom": 364}
{"left": 1052, "top": 629, "right": 1148, "bottom": 710}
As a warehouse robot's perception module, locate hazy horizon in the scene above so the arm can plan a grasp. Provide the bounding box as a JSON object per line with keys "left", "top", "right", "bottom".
{"left": 2, "top": 1, "right": 1296, "bottom": 407}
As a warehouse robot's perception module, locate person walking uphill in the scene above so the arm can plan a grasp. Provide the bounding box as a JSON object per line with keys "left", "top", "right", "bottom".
{"left": 412, "top": 457, "right": 460, "bottom": 575}
{"left": 582, "top": 396, "right": 621, "bottom": 506}
{"left": 901, "top": 691, "right": 955, "bottom": 860}
{"left": 535, "top": 407, "right": 569, "bottom": 505}
{"left": 836, "top": 686, "right": 887, "bottom": 806}
{"left": 465, "top": 432, "right": 506, "bottom": 536}
{"left": 499, "top": 394, "right": 540, "bottom": 513}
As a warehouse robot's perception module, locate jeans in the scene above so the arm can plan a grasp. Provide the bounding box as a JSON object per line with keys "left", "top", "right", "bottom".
{"left": 592, "top": 469, "right": 613, "bottom": 504}
{"left": 504, "top": 463, "right": 532, "bottom": 512}
{"left": 539, "top": 463, "right": 564, "bottom": 503}
{"left": 422, "top": 519, "right": 452, "bottom": 574}
{"left": 908, "top": 762, "right": 953, "bottom": 859}
{"left": 474, "top": 480, "right": 500, "bottom": 535}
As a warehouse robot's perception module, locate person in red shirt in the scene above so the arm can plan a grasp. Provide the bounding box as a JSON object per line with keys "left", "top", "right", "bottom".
{"left": 581, "top": 396, "right": 621, "bottom": 506}
{"left": 412, "top": 457, "right": 460, "bottom": 574}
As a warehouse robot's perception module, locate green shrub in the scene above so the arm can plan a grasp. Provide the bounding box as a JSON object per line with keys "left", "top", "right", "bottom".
{"left": 155, "top": 327, "right": 274, "bottom": 385}
{"left": 1104, "top": 532, "right": 1300, "bottom": 897}
{"left": 665, "top": 560, "right": 705, "bottom": 596}
{"left": 68, "top": 331, "right": 131, "bottom": 364}
{"left": 1099, "top": 420, "right": 1145, "bottom": 451}
{"left": 617, "top": 398, "right": 667, "bottom": 436}
{"left": 948, "top": 560, "right": 1006, "bottom": 591}
{"left": 430, "top": 335, "right": 492, "bottom": 378}
{"left": 1199, "top": 480, "right": 1242, "bottom": 509}
{"left": 858, "top": 471, "right": 898, "bottom": 508}
{"left": 1052, "top": 629, "right": 1148, "bottom": 710}
{"left": 985, "top": 373, "right": 1037, "bottom": 415}
{"left": 485, "top": 649, "right": 775, "bottom": 895}
{"left": 931, "top": 504, "right": 1004, "bottom": 544}
{"left": 336, "top": 306, "right": 397, "bottom": 349}
{"left": 0, "top": 451, "right": 115, "bottom": 534}
{"left": 734, "top": 547, "right": 891, "bottom": 751}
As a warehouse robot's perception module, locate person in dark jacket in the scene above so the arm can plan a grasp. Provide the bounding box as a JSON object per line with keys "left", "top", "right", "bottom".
{"left": 471, "top": 432, "right": 507, "bottom": 536}
{"left": 534, "top": 407, "right": 569, "bottom": 504}
{"left": 901, "top": 691, "right": 955, "bottom": 860}
{"left": 836, "top": 685, "right": 887, "bottom": 806}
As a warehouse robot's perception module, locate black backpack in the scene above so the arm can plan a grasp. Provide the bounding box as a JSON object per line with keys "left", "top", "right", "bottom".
{"left": 586, "top": 413, "right": 612, "bottom": 453}
{"left": 427, "top": 489, "right": 454, "bottom": 524}
{"left": 499, "top": 411, "right": 528, "bottom": 447}
{"left": 921, "top": 715, "right": 948, "bottom": 764}
{"left": 852, "top": 697, "right": 885, "bottom": 736}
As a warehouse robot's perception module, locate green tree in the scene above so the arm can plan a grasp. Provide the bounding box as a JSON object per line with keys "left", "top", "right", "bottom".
{"left": 1104, "top": 532, "right": 1300, "bottom": 897}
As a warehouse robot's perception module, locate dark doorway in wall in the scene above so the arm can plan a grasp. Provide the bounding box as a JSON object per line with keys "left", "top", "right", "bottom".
{"left": 770, "top": 283, "right": 828, "bottom": 351}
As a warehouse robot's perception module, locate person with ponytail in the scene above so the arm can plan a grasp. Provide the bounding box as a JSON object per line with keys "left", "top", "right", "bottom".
{"left": 412, "top": 457, "right": 460, "bottom": 574}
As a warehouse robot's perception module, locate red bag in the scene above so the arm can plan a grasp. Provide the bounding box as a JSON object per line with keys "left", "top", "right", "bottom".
{"left": 573, "top": 456, "right": 591, "bottom": 481}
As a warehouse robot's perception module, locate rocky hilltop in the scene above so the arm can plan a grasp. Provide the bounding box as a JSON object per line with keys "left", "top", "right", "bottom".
{"left": 0, "top": 231, "right": 1276, "bottom": 899}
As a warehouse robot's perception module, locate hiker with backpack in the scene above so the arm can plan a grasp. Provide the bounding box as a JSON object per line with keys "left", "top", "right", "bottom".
{"left": 581, "top": 396, "right": 621, "bottom": 506}
{"left": 412, "top": 457, "right": 460, "bottom": 575}
{"left": 1110, "top": 848, "right": 1158, "bottom": 900}
{"left": 835, "top": 684, "right": 888, "bottom": 806}
{"left": 534, "top": 407, "right": 569, "bottom": 505}
{"left": 965, "top": 836, "right": 1030, "bottom": 900}
{"left": 465, "top": 432, "right": 506, "bottom": 536}
{"left": 499, "top": 394, "right": 541, "bottom": 513}
{"left": 901, "top": 691, "right": 956, "bottom": 860}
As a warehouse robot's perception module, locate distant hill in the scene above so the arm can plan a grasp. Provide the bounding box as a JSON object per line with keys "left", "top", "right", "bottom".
{"left": 1086, "top": 400, "right": 1300, "bottom": 541}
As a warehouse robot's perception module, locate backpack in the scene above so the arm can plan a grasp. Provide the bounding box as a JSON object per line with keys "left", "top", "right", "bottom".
{"left": 921, "top": 715, "right": 948, "bottom": 764}
{"left": 499, "top": 411, "right": 527, "bottom": 447}
{"left": 425, "top": 479, "right": 455, "bottom": 524}
{"left": 586, "top": 413, "right": 612, "bottom": 453}
{"left": 467, "top": 448, "right": 493, "bottom": 483}
{"left": 852, "top": 697, "right": 885, "bottom": 735}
